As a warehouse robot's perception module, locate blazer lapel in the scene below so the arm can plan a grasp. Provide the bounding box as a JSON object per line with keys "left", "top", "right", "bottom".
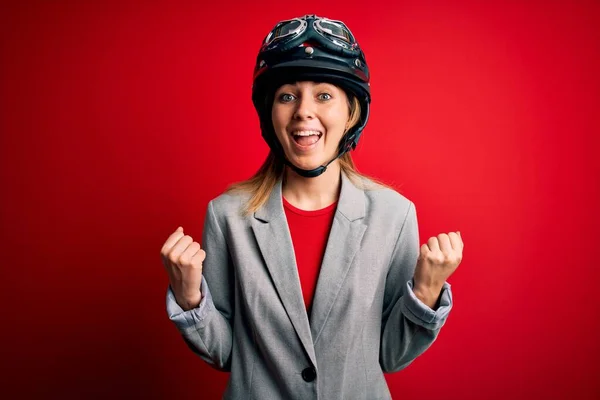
{"left": 309, "top": 171, "right": 367, "bottom": 345}
{"left": 250, "top": 177, "right": 317, "bottom": 366}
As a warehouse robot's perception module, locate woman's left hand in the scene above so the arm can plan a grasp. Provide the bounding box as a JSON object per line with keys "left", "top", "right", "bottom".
{"left": 412, "top": 232, "right": 464, "bottom": 307}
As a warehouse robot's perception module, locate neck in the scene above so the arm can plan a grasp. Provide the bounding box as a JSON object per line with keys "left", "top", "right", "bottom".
{"left": 282, "top": 161, "right": 342, "bottom": 211}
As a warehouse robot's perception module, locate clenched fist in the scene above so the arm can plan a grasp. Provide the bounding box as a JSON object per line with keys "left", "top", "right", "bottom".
{"left": 413, "top": 231, "right": 464, "bottom": 309}
{"left": 160, "top": 226, "right": 206, "bottom": 311}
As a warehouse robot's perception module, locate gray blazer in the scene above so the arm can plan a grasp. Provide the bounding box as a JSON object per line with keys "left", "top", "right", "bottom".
{"left": 166, "top": 171, "right": 453, "bottom": 399}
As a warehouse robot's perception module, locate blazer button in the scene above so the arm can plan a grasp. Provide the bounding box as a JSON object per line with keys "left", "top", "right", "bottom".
{"left": 302, "top": 367, "right": 317, "bottom": 382}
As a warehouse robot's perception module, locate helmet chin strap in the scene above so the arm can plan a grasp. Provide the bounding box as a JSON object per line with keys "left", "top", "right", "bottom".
{"left": 282, "top": 140, "right": 352, "bottom": 178}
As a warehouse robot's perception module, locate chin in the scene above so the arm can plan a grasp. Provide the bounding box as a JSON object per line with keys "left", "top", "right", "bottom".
{"left": 286, "top": 153, "right": 334, "bottom": 172}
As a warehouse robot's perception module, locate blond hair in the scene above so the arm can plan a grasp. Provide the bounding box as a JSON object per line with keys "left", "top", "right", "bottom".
{"left": 227, "top": 95, "right": 394, "bottom": 215}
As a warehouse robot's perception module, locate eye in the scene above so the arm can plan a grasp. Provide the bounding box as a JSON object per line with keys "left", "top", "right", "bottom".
{"left": 278, "top": 93, "right": 296, "bottom": 103}
{"left": 318, "top": 92, "right": 332, "bottom": 101}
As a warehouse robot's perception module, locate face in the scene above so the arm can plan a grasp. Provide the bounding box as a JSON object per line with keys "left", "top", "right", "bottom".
{"left": 271, "top": 81, "right": 350, "bottom": 171}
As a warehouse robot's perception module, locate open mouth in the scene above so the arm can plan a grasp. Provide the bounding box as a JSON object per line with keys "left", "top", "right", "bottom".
{"left": 291, "top": 130, "right": 323, "bottom": 147}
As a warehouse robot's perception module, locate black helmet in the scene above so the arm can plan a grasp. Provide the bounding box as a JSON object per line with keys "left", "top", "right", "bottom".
{"left": 252, "top": 14, "right": 371, "bottom": 178}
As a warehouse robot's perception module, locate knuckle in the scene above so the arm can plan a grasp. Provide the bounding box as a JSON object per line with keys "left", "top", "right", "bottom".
{"left": 168, "top": 253, "right": 179, "bottom": 265}
{"left": 448, "top": 252, "right": 462, "bottom": 264}
{"left": 432, "top": 252, "right": 444, "bottom": 262}
{"left": 160, "top": 243, "right": 171, "bottom": 256}
{"left": 425, "top": 252, "right": 438, "bottom": 263}
{"left": 179, "top": 253, "right": 191, "bottom": 265}
{"left": 193, "top": 249, "right": 206, "bottom": 264}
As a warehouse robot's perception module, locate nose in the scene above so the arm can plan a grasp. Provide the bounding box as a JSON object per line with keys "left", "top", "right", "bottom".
{"left": 293, "top": 94, "right": 315, "bottom": 120}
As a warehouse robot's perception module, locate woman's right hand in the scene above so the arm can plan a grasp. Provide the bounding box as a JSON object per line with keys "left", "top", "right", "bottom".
{"left": 160, "top": 227, "right": 206, "bottom": 310}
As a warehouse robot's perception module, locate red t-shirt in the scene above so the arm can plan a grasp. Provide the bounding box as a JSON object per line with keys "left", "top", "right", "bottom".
{"left": 282, "top": 196, "right": 338, "bottom": 312}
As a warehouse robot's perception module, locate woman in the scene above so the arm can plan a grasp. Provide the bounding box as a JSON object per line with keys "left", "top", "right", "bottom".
{"left": 161, "top": 14, "right": 464, "bottom": 399}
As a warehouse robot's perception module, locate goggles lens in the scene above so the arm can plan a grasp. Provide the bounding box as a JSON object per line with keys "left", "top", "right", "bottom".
{"left": 264, "top": 19, "right": 306, "bottom": 46}
{"left": 314, "top": 19, "right": 355, "bottom": 44}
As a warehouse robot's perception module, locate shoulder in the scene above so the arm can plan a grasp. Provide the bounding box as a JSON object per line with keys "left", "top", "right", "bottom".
{"left": 207, "top": 190, "right": 251, "bottom": 221}
{"left": 359, "top": 176, "right": 413, "bottom": 210}
{"left": 358, "top": 176, "right": 416, "bottom": 225}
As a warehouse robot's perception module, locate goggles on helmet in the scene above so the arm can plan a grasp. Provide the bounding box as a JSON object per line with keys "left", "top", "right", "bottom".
{"left": 261, "top": 15, "right": 359, "bottom": 54}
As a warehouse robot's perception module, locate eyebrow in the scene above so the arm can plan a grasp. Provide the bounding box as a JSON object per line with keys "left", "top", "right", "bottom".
{"left": 277, "top": 82, "right": 336, "bottom": 92}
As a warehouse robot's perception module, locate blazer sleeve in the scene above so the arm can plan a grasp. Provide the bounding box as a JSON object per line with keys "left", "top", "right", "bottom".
{"left": 379, "top": 201, "right": 453, "bottom": 373}
{"left": 165, "top": 199, "right": 234, "bottom": 371}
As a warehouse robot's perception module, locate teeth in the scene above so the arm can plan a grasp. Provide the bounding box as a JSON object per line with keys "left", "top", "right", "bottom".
{"left": 292, "top": 130, "right": 321, "bottom": 137}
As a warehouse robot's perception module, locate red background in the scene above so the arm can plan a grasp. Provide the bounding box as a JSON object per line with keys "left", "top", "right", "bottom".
{"left": 1, "top": 1, "right": 599, "bottom": 399}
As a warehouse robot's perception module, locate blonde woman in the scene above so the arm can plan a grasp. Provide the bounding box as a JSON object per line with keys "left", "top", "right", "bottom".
{"left": 161, "top": 14, "right": 464, "bottom": 399}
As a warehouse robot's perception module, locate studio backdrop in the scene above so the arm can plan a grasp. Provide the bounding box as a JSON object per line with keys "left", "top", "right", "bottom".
{"left": 1, "top": 1, "right": 599, "bottom": 399}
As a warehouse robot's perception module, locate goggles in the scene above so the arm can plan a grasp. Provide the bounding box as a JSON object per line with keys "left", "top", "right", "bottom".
{"left": 261, "top": 15, "right": 359, "bottom": 54}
